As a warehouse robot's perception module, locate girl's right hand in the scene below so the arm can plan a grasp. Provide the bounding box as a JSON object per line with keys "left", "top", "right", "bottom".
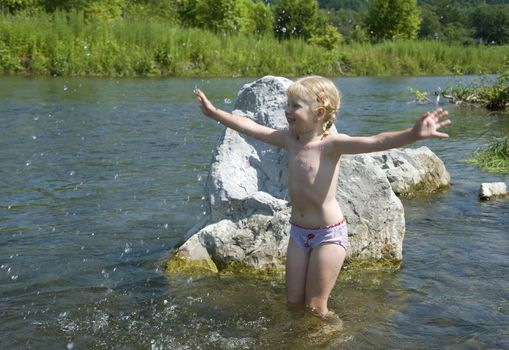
{"left": 195, "top": 89, "right": 216, "bottom": 118}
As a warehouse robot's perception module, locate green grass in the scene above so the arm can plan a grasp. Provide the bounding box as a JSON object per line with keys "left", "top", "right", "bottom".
{"left": 467, "top": 137, "right": 509, "bottom": 173}
{"left": 0, "top": 11, "right": 508, "bottom": 78}
{"left": 444, "top": 71, "right": 509, "bottom": 110}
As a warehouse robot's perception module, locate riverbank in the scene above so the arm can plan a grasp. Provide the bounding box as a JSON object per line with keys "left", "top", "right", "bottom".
{"left": 0, "top": 12, "right": 507, "bottom": 78}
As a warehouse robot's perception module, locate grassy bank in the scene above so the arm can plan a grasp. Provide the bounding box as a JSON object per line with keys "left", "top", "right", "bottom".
{"left": 0, "top": 12, "right": 507, "bottom": 78}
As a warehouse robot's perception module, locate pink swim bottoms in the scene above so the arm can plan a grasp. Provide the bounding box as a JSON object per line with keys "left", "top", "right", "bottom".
{"left": 289, "top": 220, "right": 348, "bottom": 253}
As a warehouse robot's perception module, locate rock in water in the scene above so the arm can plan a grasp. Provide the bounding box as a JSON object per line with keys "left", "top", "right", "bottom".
{"left": 479, "top": 182, "right": 508, "bottom": 200}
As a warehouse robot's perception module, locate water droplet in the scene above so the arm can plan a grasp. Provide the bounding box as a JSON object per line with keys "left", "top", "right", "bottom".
{"left": 124, "top": 243, "right": 132, "bottom": 254}
{"left": 64, "top": 85, "right": 68, "bottom": 91}
{"left": 11, "top": 275, "right": 19, "bottom": 281}
{"left": 281, "top": 27, "right": 287, "bottom": 33}
{"left": 224, "top": 98, "right": 232, "bottom": 104}
{"left": 25, "top": 161, "right": 31, "bottom": 166}
{"left": 67, "top": 343, "right": 74, "bottom": 350}
{"left": 70, "top": 171, "right": 75, "bottom": 176}
{"left": 164, "top": 223, "right": 169, "bottom": 229}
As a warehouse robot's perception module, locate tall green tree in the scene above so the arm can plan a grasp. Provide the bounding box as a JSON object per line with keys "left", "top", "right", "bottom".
{"left": 418, "top": 4, "right": 441, "bottom": 39}
{"left": 83, "top": 0, "right": 121, "bottom": 21}
{"left": 272, "top": 0, "right": 320, "bottom": 39}
{"left": 123, "top": 0, "right": 179, "bottom": 23}
{"left": 239, "top": 0, "right": 273, "bottom": 35}
{"left": 0, "top": 0, "right": 40, "bottom": 12}
{"left": 470, "top": 4, "right": 509, "bottom": 44}
{"left": 194, "top": 0, "right": 243, "bottom": 33}
{"left": 366, "top": 0, "right": 421, "bottom": 41}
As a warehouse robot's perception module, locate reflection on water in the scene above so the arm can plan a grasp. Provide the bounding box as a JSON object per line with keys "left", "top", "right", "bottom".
{"left": 0, "top": 76, "right": 508, "bottom": 349}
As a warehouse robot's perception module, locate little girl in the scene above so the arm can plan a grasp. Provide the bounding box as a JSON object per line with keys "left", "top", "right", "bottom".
{"left": 195, "top": 75, "right": 450, "bottom": 318}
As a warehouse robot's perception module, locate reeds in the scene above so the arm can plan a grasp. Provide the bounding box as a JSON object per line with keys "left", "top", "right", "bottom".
{"left": 468, "top": 137, "right": 509, "bottom": 174}
{"left": 0, "top": 12, "right": 507, "bottom": 78}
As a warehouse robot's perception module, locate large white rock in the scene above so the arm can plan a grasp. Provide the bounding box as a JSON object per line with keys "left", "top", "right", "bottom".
{"left": 167, "top": 76, "right": 450, "bottom": 274}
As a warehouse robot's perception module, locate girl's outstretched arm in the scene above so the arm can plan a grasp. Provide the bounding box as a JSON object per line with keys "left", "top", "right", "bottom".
{"left": 195, "top": 89, "right": 288, "bottom": 149}
{"left": 331, "top": 108, "right": 451, "bottom": 155}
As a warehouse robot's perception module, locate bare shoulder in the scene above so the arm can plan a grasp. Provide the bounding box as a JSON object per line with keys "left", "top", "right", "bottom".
{"left": 324, "top": 132, "right": 370, "bottom": 156}
{"left": 324, "top": 132, "right": 352, "bottom": 147}
{"left": 269, "top": 128, "right": 292, "bottom": 149}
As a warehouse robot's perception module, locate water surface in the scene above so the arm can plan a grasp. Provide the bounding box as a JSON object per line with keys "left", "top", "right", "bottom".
{"left": 1, "top": 76, "right": 508, "bottom": 349}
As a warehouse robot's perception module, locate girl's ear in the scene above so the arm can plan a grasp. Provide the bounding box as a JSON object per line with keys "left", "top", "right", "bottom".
{"left": 315, "top": 106, "right": 326, "bottom": 121}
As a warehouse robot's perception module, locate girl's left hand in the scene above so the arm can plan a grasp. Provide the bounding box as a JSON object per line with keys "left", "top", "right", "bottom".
{"left": 412, "top": 108, "right": 451, "bottom": 140}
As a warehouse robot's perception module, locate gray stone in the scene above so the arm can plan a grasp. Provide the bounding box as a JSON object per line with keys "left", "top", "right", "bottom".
{"left": 368, "top": 147, "right": 451, "bottom": 196}
{"left": 479, "top": 182, "right": 508, "bottom": 200}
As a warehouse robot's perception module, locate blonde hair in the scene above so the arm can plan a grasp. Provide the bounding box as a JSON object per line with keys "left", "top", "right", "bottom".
{"left": 287, "top": 75, "right": 341, "bottom": 136}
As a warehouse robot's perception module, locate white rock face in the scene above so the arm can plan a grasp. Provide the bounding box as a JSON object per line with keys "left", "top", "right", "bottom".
{"left": 479, "top": 182, "right": 508, "bottom": 200}
{"left": 167, "top": 76, "right": 451, "bottom": 274}
{"left": 368, "top": 147, "right": 451, "bottom": 196}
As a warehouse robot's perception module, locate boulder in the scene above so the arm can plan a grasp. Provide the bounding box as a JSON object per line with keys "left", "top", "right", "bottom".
{"left": 336, "top": 155, "right": 405, "bottom": 261}
{"left": 167, "top": 76, "right": 450, "bottom": 274}
{"left": 205, "top": 76, "right": 292, "bottom": 222}
{"left": 479, "top": 182, "right": 508, "bottom": 200}
{"left": 368, "top": 147, "right": 451, "bottom": 196}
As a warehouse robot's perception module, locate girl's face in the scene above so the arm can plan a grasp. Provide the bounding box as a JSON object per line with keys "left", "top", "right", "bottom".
{"left": 285, "top": 93, "right": 321, "bottom": 136}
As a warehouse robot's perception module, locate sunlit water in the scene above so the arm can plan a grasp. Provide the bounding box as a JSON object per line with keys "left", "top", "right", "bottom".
{"left": 1, "top": 76, "right": 507, "bottom": 349}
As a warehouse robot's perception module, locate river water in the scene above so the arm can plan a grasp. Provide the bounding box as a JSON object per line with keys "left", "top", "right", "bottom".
{"left": 1, "top": 76, "right": 507, "bottom": 349}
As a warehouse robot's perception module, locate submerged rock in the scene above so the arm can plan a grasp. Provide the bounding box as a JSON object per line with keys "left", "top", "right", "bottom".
{"left": 167, "top": 76, "right": 450, "bottom": 274}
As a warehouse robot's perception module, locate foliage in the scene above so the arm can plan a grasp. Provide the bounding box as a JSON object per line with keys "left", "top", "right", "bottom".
{"left": 327, "top": 8, "right": 366, "bottom": 43}
{"left": 272, "top": 0, "right": 341, "bottom": 49}
{"left": 470, "top": 4, "right": 509, "bottom": 44}
{"left": 308, "top": 23, "right": 342, "bottom": 50}
{"left": 0, "top": 11, "right": 507, "bottom": 78}
{"left": 272, "top": 0, "right": 321, "bottom": 40}
{"left": 83, "top": 0, "right": 121, "bottom": 22}
{"left": 366, "top": 0, "right": 421, "bottom": 41}
{"left": 467, "top": 137, "right": 509, "bottom": 174}
{"left": 122, "top": 0, "right": 179, "bottom": 23}
{"left": 0, "top": 0, "right": 40, "bottom": 13}
{"left": 444, "top": 69, "right": 509, "bottom": 110}
{"left": 239, "top": 0, "right": 273, "bottom": 35}
{"left": 2, "top": 0, "right": 508, "bottom": 48}
{"left": 194, "top": 0, "right": 240, "bottom": 33}
{"left": 409, "top": 87, "right": 432, "bottom": 104}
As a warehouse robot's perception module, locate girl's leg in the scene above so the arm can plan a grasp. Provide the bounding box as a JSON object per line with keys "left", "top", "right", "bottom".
{"left": 305, "top": 244, "right": 346, "bottom": 315}
{"left": 285, "top": 237, "right": 310, "bottom": 305}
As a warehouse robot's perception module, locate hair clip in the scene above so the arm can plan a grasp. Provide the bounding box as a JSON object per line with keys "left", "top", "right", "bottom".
{"left": 316, "top": 91, "right": 325, "bottom": 103}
